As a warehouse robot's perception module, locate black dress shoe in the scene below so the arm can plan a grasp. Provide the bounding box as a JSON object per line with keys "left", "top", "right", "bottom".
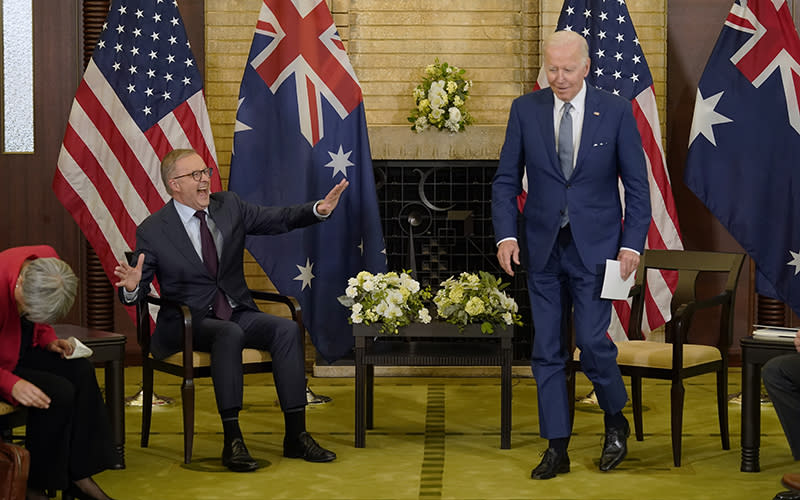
{"left": 222, "top": 437, "right": 259, "bottom": 472}
{"left": 530, "top": 448, "right": 570, "bottom": 480}
{"left": 775, "top": 491, "right": 800, "bottom": 500}
{"left": 599, "top": 417, "right": 630, "bottom": 471}
{"left": 283, "top": 432, "right": 336, "bottom": 462}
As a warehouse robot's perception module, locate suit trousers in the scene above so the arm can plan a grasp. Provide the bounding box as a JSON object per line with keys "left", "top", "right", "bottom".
{"left": 13, "top": 350, "right": 116, "bottom": 490}
{"left": 190, "top": 308, "right": 306, "bottom": 414}
{"left": 762, "top": 353, "right": 800, "bottom": 459}
{"left": 527, "top": 225, "right": 627, "bottom": 439}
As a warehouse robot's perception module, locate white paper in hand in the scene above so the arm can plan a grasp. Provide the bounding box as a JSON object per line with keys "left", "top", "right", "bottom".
{"left": 601, "top": 259, "right": 635, "bottom": 300}
{"left": 65, "top": 336, "right": 93, "bottom": 359}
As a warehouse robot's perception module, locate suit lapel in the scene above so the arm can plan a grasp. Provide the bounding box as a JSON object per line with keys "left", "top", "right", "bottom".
{"left": 534, "top": 90, "right": 559, "bottom": 172}
{"left": 160, "top": 200, "right": 204, "bottom": 269}
{"left": 575, "top": 85, "right": 603, "bottom": 169}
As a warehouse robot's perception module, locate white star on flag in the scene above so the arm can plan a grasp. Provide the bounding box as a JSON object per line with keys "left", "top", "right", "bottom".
{"left": 689, "top": 89, "right": 733, "bottom": 147}
{"left": 325, "top": 145, "right": 354, "bottom": 178}
{"left": 232, "top": 98, "right": 253, "bottom": 155}
{"left": 294, "top": 258, "right": 315, "bottom": 290}
{"left": 788, "top": 250, "right": 800, "bottom": 275}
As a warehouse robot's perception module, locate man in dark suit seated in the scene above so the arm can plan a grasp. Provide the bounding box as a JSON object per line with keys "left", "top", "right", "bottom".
{"left": 114, "top": 148, "right": 347, "bottom": 472}
{"left": 763, "top": 331, "right": 800, "bottom": 499}
{"left": 492, "top": 30, "right": 651, "bottom": 479}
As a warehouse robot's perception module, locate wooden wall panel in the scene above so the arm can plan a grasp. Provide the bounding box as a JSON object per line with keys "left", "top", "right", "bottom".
{"left": 0, "top": 0, "right": 83, "bottom": 324}
{"left": 0, "top": 1, "right": 206, "bottom": 361}
{"left": 666, "top": 0, "right": 752, "bottom": 354}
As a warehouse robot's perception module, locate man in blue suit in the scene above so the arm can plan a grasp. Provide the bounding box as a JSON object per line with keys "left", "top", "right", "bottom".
{"left": 492, "top": 30, "right": 651, "bottom": 479}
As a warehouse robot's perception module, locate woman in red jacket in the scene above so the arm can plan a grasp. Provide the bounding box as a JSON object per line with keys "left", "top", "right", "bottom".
{"left": 0, "top": 246, "right": 115, "bottom": 500}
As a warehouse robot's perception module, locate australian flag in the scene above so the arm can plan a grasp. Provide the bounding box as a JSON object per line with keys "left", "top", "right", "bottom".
{"left": 229, "top": 0, "right": 386, "bottom": 362}
{"left": 684, "top": 0, "right": 800, "bottom": 315}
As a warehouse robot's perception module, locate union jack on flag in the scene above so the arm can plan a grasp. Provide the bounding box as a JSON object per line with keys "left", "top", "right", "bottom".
{"left": 230, "top": 0, "right": 386, "bottom": 362}
{"left": 53, "top": 0, "right": 220, "bottom": 316}
{"left": 523, "top": 0, "right": 684, "bottom": 340}
{"left": 248, "top": 0, "right": 362, "bottom": 147}
{"left": 686, "top": 0, "right": 800, "bottom": 315}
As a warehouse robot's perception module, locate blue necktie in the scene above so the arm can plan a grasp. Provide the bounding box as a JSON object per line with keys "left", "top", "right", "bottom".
{"left": 558, "top": 102, "right": 574, "bottom": 227}
{"left": 194, "top": 210, "right": 232, "bottom": 320}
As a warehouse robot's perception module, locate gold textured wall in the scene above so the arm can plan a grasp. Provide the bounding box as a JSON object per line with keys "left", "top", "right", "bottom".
{"left": 205, "top": 0, "right": 666, "bottom": 170}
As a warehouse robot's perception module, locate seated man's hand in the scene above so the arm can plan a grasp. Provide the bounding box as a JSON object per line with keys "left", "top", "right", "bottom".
{"left": 317, "top": 179, "right": 349, "bottom": 216}
{"left": 113, "top": 253, "right": 144, "bottom": 292}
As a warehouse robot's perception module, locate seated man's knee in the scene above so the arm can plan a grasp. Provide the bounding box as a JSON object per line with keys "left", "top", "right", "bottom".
{"left": 763, "top": 357, "right": 785, "bottom": 388}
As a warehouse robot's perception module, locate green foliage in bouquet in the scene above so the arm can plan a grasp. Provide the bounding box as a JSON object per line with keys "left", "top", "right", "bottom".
{"left": 433, "top": 271, "right": 522, "bottom": 334}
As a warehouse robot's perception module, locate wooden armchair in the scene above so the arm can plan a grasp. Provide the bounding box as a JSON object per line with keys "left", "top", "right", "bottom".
{"left": 569, "top": 249, "right": 745, "bottom": 466}
{"left": 135, "top": 290, "right": 303, "bottom": 464}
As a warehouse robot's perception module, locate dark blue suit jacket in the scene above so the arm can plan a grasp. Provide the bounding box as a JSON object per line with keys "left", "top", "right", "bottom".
{"left": 121, "top": 191, "right": 318, "bottom": 359}
{"left": 492, "top": 84, "right": 651, "bottom": 273}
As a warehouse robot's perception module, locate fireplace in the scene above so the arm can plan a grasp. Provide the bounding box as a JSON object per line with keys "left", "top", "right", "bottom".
{"left": 373, "top": 160, "right": 532, "bottom": 361}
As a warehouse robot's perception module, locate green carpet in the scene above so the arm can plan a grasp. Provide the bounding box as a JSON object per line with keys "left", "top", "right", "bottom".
{"left": 91, "top": 367, "right": 795, "bottom": 499}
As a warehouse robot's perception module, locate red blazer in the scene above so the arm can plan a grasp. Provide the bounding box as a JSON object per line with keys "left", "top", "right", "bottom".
{"left": 0, "top": 245, "right": 59, "bottom": 404}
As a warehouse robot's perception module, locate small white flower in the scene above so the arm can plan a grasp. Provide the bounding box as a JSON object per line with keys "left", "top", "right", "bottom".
{"left": 419, "top": 308, "right": 432, "bottom": 324}
{"left": 448, "top": 107, "right": 462, "bottom": 123}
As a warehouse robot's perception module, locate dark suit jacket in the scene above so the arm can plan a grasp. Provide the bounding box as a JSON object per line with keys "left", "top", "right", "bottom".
{"left": 492, "top": 84, "right": 651, "bottom": 273}
{"left": 121, "top": 191, "right": 319, "bottom": 359}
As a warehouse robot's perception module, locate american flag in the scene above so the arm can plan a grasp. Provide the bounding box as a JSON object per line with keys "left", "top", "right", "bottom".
{"left": 524, "top": 0, "right": 684, "bottom": 340}
{"left": 53, "top": 0, "right": 220, "bottom": 306}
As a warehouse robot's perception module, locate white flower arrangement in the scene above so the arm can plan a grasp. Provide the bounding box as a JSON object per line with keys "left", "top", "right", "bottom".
{"left": 338, "top": 271, "right": 432, "bottom": 335}
{"left": 433, "top": 271, "right": 522, "bottom": 334}
{"left": 408, "top": 59, "right": 473, "bottom": 133}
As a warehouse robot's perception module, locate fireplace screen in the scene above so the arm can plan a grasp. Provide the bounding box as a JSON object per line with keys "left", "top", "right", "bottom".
{"left": 373, "top": 160, "right": 532, "bottom": 361}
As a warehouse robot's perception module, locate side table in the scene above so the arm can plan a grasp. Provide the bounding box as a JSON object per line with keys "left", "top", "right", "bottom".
{"left": 54, "top": 324, "right": 127, "bottom": 469}
{"left": 740, "top": 336, "right": 796, "bottom": 472}
{"left": 353, "top": 322, "right": 513, "bottom": 449}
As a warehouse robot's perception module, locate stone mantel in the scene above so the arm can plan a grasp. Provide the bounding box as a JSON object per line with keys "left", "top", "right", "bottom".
{"left": 367, "top": 125, "right": 506, "bottom": 161}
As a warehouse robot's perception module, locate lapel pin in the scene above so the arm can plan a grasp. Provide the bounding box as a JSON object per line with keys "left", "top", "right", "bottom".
{"left": 593, "top": 111, "right": 600, "bottom": 116}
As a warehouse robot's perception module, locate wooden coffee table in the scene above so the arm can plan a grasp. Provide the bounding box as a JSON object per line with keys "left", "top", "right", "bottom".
{"left": 353, "top": 322, "right": 513, "bottom": 449}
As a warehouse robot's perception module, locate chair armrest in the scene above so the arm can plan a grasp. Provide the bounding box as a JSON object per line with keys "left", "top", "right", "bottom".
{"left": 625, "top": 284, "right": 646, "bottom": 340}
{"left": 668, "top": 289, "right": 733, "bottom": 349}
{"left": 138, "top": 295, "right": 194, "bottom": 374}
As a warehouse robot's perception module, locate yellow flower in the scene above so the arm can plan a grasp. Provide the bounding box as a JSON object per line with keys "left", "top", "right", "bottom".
{"left": 465, "top": 297, "right": 485, "bottom": 316}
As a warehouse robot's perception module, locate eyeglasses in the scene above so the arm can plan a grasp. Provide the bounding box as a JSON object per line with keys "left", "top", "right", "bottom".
{"left": 172, "top": 167, "right": 213, "bottom": 182}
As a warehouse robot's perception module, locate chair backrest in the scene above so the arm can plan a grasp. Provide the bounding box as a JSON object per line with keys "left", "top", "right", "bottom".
{"left": 628, "top": 249, "right": 745, "bottom": 347}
